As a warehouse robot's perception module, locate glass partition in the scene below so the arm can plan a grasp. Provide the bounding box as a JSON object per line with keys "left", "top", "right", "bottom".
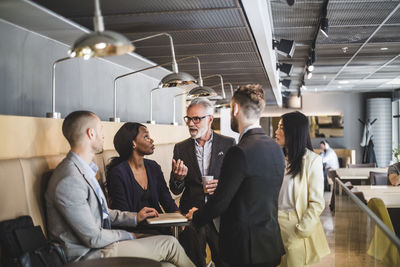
{"left": 335, "top": 178, "right": 400, "bottom": 266}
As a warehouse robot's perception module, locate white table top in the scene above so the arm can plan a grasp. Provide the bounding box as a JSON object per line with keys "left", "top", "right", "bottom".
{"left": 336, "top": 167, "right": 388, "bottom": 180}
{"left": 353, "top": 185, "right": 400, "bottom": 208}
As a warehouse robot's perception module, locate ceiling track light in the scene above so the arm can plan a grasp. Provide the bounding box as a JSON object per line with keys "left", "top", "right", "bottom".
{"left": 300, "top": 80, "right": 307, "bottom": 91}
{"left": 272, "top": 39, "right": 296, "bottom": 58}
{"left": 280, "top": 79, "right": 291, "bottom": 89}
{"left": 297, "top": 87, "right": 302, "bottom": 97}
{"left": 319, "top": 0, "right": 329, "bottom": 38}
{"left": 286, "top": 0, "right": 295, "bottom": 6}
{"left": 320, "top": 17, "right": 329, "bottom": 38}
{"left": 307, "top": 70, "right": 313, "bottom": 79}
{"left": 277, "top": 63, "right": 293, "bottom": 76}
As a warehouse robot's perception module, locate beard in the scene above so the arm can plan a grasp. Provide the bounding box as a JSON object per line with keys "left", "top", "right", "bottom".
{"left": 189, "top": 125, "right": 207, "bottom": 139}
{"left": 230, "top": 115, "right": 239, "bottom": 133}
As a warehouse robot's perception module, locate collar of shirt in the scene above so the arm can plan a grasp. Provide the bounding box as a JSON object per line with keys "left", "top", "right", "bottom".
{"left": 195, "top": 131, "right": 214, "bottom": 147}
{"left": 71, "top": 152, "right": 99, "bottom": 178}
{"left": 239, "top": 124, "right": 261, "bottom": 142}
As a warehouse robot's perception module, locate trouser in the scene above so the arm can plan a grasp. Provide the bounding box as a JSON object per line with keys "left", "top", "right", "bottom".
{"left": 231, "top": 263, "right": 277, "bottom": 267}
{"left": 278, "top": 210, "right": 307, "bottom": 267}
{"left": 98, "top": 235, "right": 195, "bottom": 267}
{"left": 179, "top": 223, "right": 228, "bottom": 267}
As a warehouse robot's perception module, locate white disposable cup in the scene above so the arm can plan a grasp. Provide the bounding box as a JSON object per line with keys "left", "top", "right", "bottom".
{"left": 202, "top": 176, "right": 214, "bottom": 193}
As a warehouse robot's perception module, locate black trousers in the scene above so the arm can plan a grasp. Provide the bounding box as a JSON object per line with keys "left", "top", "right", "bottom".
{"left": 179, "top": 222, "right": 228, "bottom": 267}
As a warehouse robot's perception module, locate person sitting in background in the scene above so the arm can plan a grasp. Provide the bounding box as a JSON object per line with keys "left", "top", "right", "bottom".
{"left": 388, "top": 162, "right": 400, "bottom": 186}
{"left": 106, "top": 122, "right": 179, "bottom": 216}
{"left": 320, "top": 140, "right": 339, "bottom": 191}
{"left": 275, "top": 111, "right": 330, "bottom": 267}
{"left": 46, "top": 111, "right": 194, "bottom": 266}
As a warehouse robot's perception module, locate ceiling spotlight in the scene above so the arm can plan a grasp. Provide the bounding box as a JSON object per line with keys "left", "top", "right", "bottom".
{"left": 297, "top": 87, "right": 302, "bottom": 97}
{"left": 320, "top": 17, "right": 329, "bottom": 37}
{"left": 307, "top": 58, "right": 315, "bottom": 72}
{"left": 280, "top": 79, "right": 291, "bottom": 89}
{"left": 281, "top": 90, "right": 291, "bottom": 98}
{"left": 300, "top": 81, "right": 307, "bottom": 90}
{"left": 273, "top": 39, "right": 296, "bottom": 58}
{"left": 277, "top": 63, "right": 293, "bottom": 76}
{"left": 380, "top": 47, "right": 388, "bottom": 51}
{"left": 307, "top": 70, "right": 313, "bottom": 79}
{"left": 286, "top": 0, "right": 295, "bottom": 6}
{"left": 311, "top": 49, "right": 317, "bottom": 63}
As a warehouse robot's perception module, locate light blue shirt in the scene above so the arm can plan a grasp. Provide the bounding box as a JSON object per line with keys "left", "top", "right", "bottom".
{"left": 71, "top": 152, "right": 135, "bottom": 239}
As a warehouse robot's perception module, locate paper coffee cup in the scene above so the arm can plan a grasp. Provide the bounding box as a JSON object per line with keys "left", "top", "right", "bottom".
{"left": 202, "top": 176, "right": 214, "bottom": 193}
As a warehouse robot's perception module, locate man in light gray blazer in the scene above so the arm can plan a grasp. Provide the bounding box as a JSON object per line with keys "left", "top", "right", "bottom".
{"left": 45, "top": 110, "right": 194, "bottom": 266}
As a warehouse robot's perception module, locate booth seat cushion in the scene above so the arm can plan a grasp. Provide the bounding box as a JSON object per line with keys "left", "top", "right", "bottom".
{"left": 0, "top": 155, "right": 65, "bottom": 236}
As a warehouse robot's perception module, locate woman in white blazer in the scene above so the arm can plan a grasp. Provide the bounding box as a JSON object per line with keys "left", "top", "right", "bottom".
{"left": 275, "top": 111, "right": 330, "bottom": 267}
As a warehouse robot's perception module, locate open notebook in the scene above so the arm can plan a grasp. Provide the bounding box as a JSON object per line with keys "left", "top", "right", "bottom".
{"left": 146, "top": 213, "right": 188, "bottom": 225}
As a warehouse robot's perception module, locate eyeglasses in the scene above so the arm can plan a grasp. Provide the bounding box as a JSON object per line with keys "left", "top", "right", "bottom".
{"left": 183, "top": 115, "right": 209, "bottom": 124}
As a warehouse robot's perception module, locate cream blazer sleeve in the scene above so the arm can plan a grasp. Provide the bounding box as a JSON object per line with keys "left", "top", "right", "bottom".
{"left": 295, "top": 151, "right": 325, "bottom": 238}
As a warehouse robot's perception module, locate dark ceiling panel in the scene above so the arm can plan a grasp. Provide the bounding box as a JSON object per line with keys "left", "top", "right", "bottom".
{"left": 31, "top": 0, "right": 274, "bottom": 104}
{"left": 127, "top": 28, "right": 251, "bottom": 45}
{"left": 271, "top": 0, "right": 321, "bottom": 28}
{"left": 135, "top": 42, "right": 256, "bottom": 57}
{"left": 272, "top": 0, "right": 400, "bottom": 93}
{"left": 328, "top": 1, "right": 399, "bottom": 26}
{"left": 33, "top": 0, "right": 237, "bottom": 17}
{"left": 70, "top": 8, "right": 245, "bottom": 32}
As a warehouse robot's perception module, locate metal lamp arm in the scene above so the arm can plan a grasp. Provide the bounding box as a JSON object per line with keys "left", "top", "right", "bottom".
{"left": 202, "top": 74, "right": 225, "bottom": 99}
{"left": 51, "top": 57, "right": 72, "bottom": 114}
{"left": 225, "top": 82, "right": 234, "bottom": 97}
{"left": 130, "top": 33, "right": 178, "bottom": 73}
{"left": 172, "top": 91, "right": 189, "bottom": 125}
{"left": 112, "top": 55, "right": 196, "bottom": 120}
{"left": 93, "top": 0, "right": 104, "bottom": 32}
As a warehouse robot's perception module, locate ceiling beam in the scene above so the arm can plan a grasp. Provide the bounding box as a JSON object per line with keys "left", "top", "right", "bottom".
{"left": 241, "top": 0, "right": 282, "bottom": 106}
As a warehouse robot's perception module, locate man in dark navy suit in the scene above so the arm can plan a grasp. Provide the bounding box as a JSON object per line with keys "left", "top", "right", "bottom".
{"left": 187, "top": 84, "right": 286, "bottom": 267}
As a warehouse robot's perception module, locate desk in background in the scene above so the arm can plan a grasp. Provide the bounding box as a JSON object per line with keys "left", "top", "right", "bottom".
{"left": 336, "top": 167, "right": 388, "bottom": 184}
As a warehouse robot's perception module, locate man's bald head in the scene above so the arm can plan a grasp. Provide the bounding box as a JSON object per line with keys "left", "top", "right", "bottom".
{"left": 62, "top": 111, "right": 98, "bottom": 147}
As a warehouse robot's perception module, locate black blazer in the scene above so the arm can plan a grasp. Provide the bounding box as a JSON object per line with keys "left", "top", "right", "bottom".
{"left": 107, "top": 159, "right": 179, "bottom": 213}
{"left": 192, "top": 128, "right": 286, "bottom": 265}
{"left": 169, "top": 132, "right": 235, "bottom": 214}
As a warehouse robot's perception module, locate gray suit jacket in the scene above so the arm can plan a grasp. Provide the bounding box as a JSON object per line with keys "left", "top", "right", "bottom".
{"left": 45, "top": 152, "right": 136, "bottom": 262}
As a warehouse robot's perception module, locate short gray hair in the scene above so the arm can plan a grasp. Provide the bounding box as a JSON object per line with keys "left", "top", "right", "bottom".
{"left": 187, "top": 97, "right": 214, "bottom": 115}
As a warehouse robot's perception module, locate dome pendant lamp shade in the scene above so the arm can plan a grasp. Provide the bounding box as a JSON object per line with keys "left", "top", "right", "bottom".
{"left": 186, "top": 86, "right": 219, "bottom": 100}
{"left": 161, "top": 72, "right": 197, "bottom": 88}
{"left": 69, "top": 0, "right": 134, "bottom": 59}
